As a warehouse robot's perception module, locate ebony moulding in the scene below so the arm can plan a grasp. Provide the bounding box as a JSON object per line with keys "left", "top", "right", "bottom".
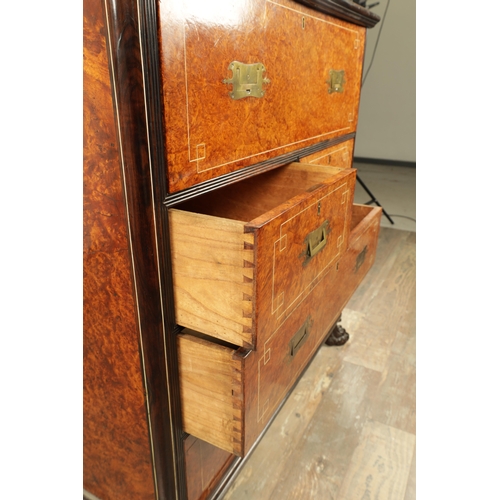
{"left": 293, "top": 0, "right": 380, "bottom": 28}
{"left": 97, "top": 0, "right": 188, "bottom": 497}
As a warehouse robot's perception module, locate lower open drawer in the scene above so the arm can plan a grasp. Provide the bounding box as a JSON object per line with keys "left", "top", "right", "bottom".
{"left": 178, "top": 204, "right": 382, "bottom": 456}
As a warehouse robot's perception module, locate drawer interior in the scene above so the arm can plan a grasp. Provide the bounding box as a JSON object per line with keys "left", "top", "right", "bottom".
{"left": 350, "top": 203, "right": 375, "bottom": 230}
{"left": 175, "top": 163, "right": 345, "bottom": 222}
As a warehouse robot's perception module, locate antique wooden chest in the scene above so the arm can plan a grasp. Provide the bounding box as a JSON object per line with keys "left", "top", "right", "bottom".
{"left": 83, "top": 0, "right": 381, "bottom": 497}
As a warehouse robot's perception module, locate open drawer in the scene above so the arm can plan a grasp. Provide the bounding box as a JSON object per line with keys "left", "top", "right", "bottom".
{"left": 177, "top": 204, "right": 382, "bottom": 457}
{"left": 169, "top": 163, "right": 357, "bottom": 349}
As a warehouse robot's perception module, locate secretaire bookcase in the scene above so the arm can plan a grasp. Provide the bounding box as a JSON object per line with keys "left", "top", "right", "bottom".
{"left": 83, "top": 0, "right": 381, "bottom": 498}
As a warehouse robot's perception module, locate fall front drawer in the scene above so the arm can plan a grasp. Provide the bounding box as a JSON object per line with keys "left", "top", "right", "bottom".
{"left": 169, "top": 163, "right": 356, "bottom": 349}
{"left": 158, "top": 0, "right": 365, "bottom": 192}
{"left": 177, "top": 204, "right": 382, "bottom": 457}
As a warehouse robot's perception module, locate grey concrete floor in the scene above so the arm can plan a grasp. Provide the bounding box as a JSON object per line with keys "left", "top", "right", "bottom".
{"left": 353, "top": 162, "right": 416, "bottom": 232}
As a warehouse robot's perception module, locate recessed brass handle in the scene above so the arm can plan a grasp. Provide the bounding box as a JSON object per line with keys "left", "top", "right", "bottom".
{"left": 289, "top": 317, "right": 311, "bottom": 358}
{"left": 223, "top": 61, "right": 270, "bottom": 100}
{"left": 307, "top": 223, "right": 328, "bottom": 258}
{"left": 306, "top": 220, "right": 328, "bottom": 254}
{"left": 327, "top": 69, "right": 345, "bottom": 93}
{"left": 299, "top": 220, "right": 329, "bottom": 266}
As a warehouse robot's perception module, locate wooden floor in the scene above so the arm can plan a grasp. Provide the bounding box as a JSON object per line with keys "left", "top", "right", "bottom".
{"left": 221, "top": 227, "right": 416, "bottom": 500}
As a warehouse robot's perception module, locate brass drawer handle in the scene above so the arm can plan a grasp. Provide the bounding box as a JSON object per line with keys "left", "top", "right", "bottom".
{"left": 327, "top": 69, "right": 345, "bottom": 93}
{"left": 300, "top": 220, "right": 329, "bottom": 266}
{"left": 289, "top": 316, "right": 311, "bottom": 358}
{"left": 223, "top": 61, "right": 271, "bottom": 100}
{"left": 308, "top": 222, "right": 328, "bottom": 258}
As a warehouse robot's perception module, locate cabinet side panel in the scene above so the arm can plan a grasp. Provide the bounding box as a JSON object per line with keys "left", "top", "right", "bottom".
{"left": 83, "top": 0, "right": 155, "bottom": 497}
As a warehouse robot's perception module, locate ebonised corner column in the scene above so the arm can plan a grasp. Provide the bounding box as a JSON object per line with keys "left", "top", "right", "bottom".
{"left": 84, "top": 0, "right": 185, "bottom": 497}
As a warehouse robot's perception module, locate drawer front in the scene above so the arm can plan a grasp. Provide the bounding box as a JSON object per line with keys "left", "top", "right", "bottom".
{"left": 178, "top": 204, "right": 382, "bottom": 457}
{"left": 244, "top": 204, "right": 382, "bottom": 453}
{"left": 250, "top": 166, "right": 356, "bottom": 347}
{"left": 159, "top": 0, "right": 365, "bottom": 193}
{"left": 300, "top": 138, "right": 354, "bottom": 168}
{"left": 170, "top": 164, "right": 356, "bottom": 349}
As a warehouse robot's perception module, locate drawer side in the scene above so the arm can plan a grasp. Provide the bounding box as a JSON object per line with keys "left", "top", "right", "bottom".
{"left": 178, "top": 332, "right": 246, "bottom": 455}
{"left": 169, "top": 210, "right": 255, "bottom": 348}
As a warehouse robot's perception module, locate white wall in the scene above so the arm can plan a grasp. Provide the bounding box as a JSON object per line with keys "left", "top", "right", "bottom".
{"left": 354, "top": 0, "right": 416, "bottom": 162}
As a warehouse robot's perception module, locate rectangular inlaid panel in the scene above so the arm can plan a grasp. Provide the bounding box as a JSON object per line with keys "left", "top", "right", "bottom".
{"left": 158, "top": 0, "right": 365, "bottom": 192}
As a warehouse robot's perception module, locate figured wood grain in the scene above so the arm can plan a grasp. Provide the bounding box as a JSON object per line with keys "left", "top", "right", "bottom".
{"left": 178, "top": 331, "right": 246, "bottom": 455}
{"left": 163, "top": 134, "right": 356, "bottom": 208}
{"left": 86, "top": 0, "right": 191, "bottom": 496}
{"left": 83, "top": 0, "right": 155, "bottom": 497}
{"left": 158, "top": 0, "right": 366, "bottom": 192}
{"left": 178, "top": 204, "right": 381, "bottom": 460}
{"left": 299, "top": 138, "right": 354, "bottom": 168}
{"left": 250, "top": 169, "right": 356, "bottom": 349}
{"left": 169, "top": 210, "right": 255, "bottom": 348}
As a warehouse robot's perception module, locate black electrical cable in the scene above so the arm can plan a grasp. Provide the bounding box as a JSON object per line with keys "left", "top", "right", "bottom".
{"left": 362, "top": 0, "right": 391, "bottom": 88}
{"left": 388, "top": 214, "right": 416, "bottom": 223}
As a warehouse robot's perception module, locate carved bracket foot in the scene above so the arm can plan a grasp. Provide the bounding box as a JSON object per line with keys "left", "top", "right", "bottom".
{"left": 324, "top": 315, "right": 349, "bottom": 346}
